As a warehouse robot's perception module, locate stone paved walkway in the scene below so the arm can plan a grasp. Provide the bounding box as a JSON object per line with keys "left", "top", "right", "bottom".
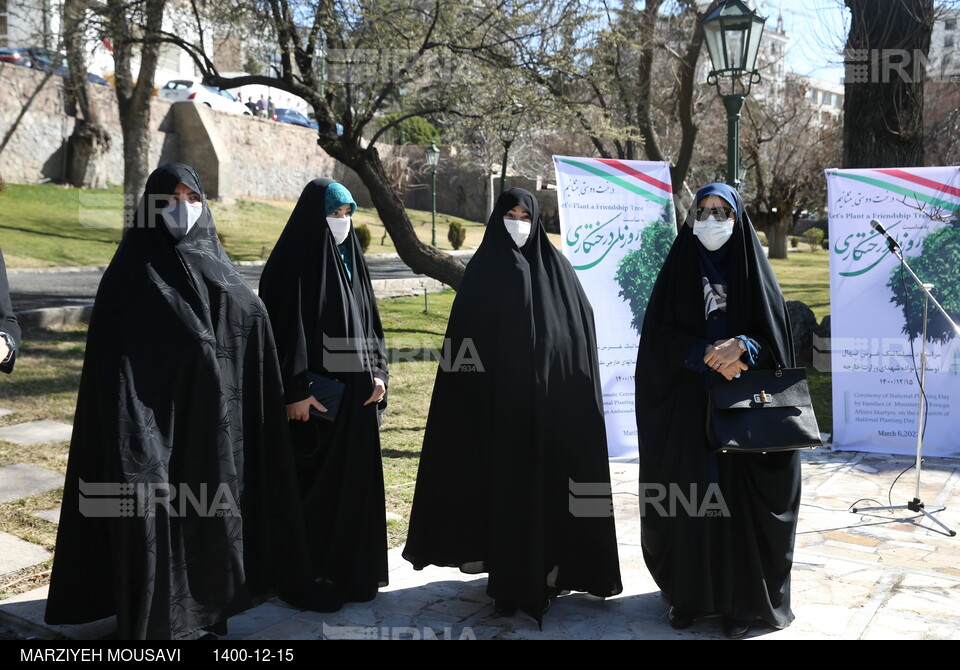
{"left": 1, "top": 448, "right": 958, "bottom": 640}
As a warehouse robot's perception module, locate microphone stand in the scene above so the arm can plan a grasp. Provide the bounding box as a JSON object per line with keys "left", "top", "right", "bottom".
{"left": 850, "top": 236, "right": 958, "bottom": 537}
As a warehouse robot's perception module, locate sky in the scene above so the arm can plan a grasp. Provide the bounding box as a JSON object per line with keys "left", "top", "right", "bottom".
{"left": 762, "top": 0, "right": 849, "bottom": 85}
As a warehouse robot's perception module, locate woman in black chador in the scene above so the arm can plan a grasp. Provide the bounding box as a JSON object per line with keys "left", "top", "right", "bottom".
{"left": 635, "top": 183, "right": 801, "bottom": 639}
{"left": 403, "top": 188, "right": 622, "bottom": 626}
{"left": 258, "top": 178, "right": 389, "bottom": 613}
{"left": 45, "top": 163, "right": 311, "bottom": 639}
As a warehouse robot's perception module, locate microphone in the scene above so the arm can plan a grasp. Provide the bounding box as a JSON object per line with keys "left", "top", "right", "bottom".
{"left": 870, "top": 219, "right": 901, "bottom": 252}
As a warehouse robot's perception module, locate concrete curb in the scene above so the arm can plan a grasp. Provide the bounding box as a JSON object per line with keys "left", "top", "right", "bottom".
{"left": 6, "top": 267, "right": 109, "bottom": 275}
{"left": 12, "top": 280, "right": 450, "bottom": 328}
{"left": 11, "top": 250, "right": 476, "bottom": 273}
{"left": 14, "top": 306, "right": 94, "bottom": 329}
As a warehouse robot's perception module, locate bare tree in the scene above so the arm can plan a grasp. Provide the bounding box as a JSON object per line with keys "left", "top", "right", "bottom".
{"left": 743, "top": 81, "right": 842, "bottom": 258}
{"left": 63, "top": 0, "right": 112, "bottom": 189}
{"left": 107, "top": 0, "right": 167, "bottom": 213}
{"left": 145, "top": 0, "right": 576, "bottom": 289}
{"left": 512, "top": 0, "right": 709, "bottom": 209}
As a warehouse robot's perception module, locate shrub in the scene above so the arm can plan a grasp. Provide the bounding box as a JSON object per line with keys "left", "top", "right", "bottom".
{"left": 380, "top": 113, "right": 439, "bottom": 145}
{"left": 790, "top": 236, "right": 800, "bottom": 249}
{"left": 803, "top": 227, "right": 824, "bottom": 252}
{"left": 756, "top": 231, "right": 768, "bottom": 246}
{"left": 355, "top": 224, "right": 372, "bottom": 253}
{"left": 447, "top": 221, "right": 467, "bottom": 250}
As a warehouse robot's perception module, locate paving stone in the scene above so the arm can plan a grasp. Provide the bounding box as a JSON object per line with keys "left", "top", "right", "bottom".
{"left": 0, "top": 464, "right": 64, "bottom": 504}
{"left": 0, "top": 585, "right": 116, "bottom": 640}
{"left": 1, "top": 450, "right": 958, "bottom": 641}
{"left": 0, "top": 531, "right": 51, "bottom": 576}
{"left": 219, "top": 601, "right": 300, "bottom": 639}
{"left": 33, "top": 507, "right": 60, "bottom": 524}
{"left": 823, "top": 530, "right": 883, "bottom": 547}
{"left": 0, "top": 421, "right": 73, "bottom": 446}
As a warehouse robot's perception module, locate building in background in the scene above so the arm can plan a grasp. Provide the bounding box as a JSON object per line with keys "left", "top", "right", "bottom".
{"left": 790, "top": 73, "right": 844, "bottom": 124}
{"left": 928, "top": 6, "right": 960, "bottom": 80}
{"left": 0, "top": 0, "right": 60, "bottom": 49}
{"left": 1, "top": 0, "right": 311, "bottom": 114}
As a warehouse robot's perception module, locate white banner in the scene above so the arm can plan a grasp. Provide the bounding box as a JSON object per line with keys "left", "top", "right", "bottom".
{"left": 826, "top": 166, "right": 960, "bottom": 458}
{"left": 553, "top": 156, "right": 675, "bottom": 458}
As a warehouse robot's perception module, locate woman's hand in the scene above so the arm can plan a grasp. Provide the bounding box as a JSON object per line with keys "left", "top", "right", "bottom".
{"left": 364, "top": 378, "right": 386, "bottom": 406}
{"left": 287, "top": 397, "right": 326, "bottom": 421}
{"left": 704, "top": 339, "right": 748, "bottom": 381}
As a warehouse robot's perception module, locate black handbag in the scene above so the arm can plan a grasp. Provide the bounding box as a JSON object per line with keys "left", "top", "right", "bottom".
{"left": 707, "top": 365, "right": 822, "bottom": 453}
{"left": 306, "top": 371, "right": 346, "bottom": 423}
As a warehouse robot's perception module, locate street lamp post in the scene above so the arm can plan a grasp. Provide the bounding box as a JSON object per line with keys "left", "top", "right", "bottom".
{"left": 701, "top": 0, "right": 766, "bottom": 189}
{"left": 497, "top": 103, "right": 523, "bottom": 196}
{"left": 425, "top": 141, "right": 441, "bottom": 247}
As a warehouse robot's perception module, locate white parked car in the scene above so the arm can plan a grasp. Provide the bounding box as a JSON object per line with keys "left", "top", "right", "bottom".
{"left": 158, "top": 79, "right": 251, "bottom": 116}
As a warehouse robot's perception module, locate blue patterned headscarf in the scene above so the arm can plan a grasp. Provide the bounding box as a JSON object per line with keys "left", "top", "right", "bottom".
{"left": 694, "top": 183, "right": 738, "bottom": 219}
{"left": 324, "top": 182, "right": 357, "bottom": 217}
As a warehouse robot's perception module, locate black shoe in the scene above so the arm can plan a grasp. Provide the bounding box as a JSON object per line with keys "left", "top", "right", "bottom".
{"left": 723, "top": 616, "right": 751, "bottom": 639}
{"left": 494, "top": 599, "right": 517, "bottom": 617}
{"left": 667, "top": 605, "right": 694, "bottom": 630}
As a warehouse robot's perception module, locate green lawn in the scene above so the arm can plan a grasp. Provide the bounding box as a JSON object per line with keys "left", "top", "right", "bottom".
{"left": 0, "top": 183, "right": 489, "bottom": 267}
{"left": 769, "top": 251, "right": 831, "bottom": 324}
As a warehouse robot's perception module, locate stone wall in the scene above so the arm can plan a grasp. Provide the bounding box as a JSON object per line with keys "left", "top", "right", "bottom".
{"left": 0, "top": 63, "right": 173, "bottom": 186}
{"left": 404, "top": 158, "right": 559, "bottom": 228}
{"left": 0, "top": 63, "right": 557, "bottom": 220}
{"left": 0, "top": 64, "right": 358, "bottom": 202}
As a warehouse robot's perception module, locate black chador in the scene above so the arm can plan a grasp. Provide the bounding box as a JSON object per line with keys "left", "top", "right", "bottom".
{"left": 46, "top": 164, "right": 310, "bottom": 639}
{"left": 258, "top": 178, "right": 389, "bottom": 612}
{"left": 403, "top": 188, "right": 622, "bottom": 625}
{"left": 635, "top": 184, "right": 801, "bottom": 631}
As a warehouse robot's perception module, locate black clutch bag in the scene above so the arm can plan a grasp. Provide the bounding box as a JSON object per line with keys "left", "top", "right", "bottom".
{"left": 306, "top": 371, "right": 346, "bottom": 423}
{"left": 707, "top": 365, "right": 822, "bottom": 453}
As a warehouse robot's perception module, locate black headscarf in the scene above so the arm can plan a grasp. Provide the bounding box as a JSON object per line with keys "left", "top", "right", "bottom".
{"left": 403, "top": 188, "right": 622, "bottom": 626}
{"left": 45, "top": 163, "right": 311, "bottom": 639}
{"left": 258, "top": 178, "right": 388, "bottom": 611}
{"left": 635, "top": 185, "right": 800, "bottom": 628}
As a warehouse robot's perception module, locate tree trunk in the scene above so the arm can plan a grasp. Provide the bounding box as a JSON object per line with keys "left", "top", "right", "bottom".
{"left": 119, "top": 114, "right": 153, "bottom": 213}
{"left": 843, "top": 0, "right": 934, "bottom": 168}
{"left": 68, "top": 120, "right": 111, "bottom": 189}
{"left": 349, "top": 145, "right": 466, "bottom": 289}
{"left": 63, "top": 0, "right": 111, "bottom": 189}
{"left": 110, "top": 0, "right": 165, "bottom": 219}
{"left": 766, "top": 214, "right": 792, "bottom": 259}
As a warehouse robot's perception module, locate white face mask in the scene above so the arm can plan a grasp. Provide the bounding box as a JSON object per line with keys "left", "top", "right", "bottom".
{"left": 503, "top": 218, "right": 532, "bottom": 247}
{"left": 327, "top": 216, "right": 352, "bottom": 245}
{"left": 693, "top": 216, "right": 734, "bottom": 251}
{"left": 161, "top": 201, "right": 203, "bottom": 241}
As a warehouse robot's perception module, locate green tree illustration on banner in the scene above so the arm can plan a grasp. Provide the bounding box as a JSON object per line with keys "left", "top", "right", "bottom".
{"left": 615, "top": 218, "right": 676, "bottom": 334}
{"left": 887, "top": 216, "right": 960, "bottom": 342}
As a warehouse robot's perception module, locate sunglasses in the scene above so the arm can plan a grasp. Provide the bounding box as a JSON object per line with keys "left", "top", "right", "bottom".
{"left": 694, "top": 206, "right": 735, "bottom": 222}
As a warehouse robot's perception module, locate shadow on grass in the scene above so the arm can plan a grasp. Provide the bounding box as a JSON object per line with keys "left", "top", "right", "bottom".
{"left": 0, "top": 223, "right": 117, "bottom": 244}
{"left": 383, "top": 328, "right": 448, "bottom": 337}
{"left": 381, "top": 449, "right": 422, "bottom": 459}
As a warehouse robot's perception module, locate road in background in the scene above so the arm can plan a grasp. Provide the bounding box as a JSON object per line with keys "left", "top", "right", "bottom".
{"left": 8, "top": 254, "right": 472, "bottom": 313}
